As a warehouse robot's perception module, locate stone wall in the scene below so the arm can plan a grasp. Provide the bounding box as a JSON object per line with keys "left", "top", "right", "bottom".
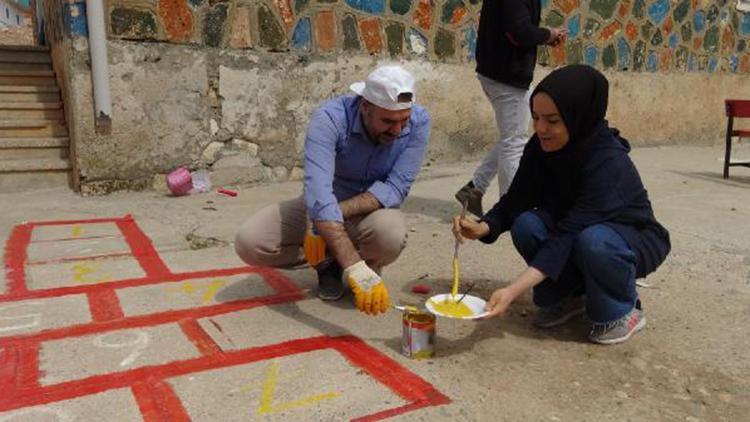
{"left": 106, "top": 0, "right": 750, "bottom": 73}
{"left": 51, "top": 1, "right": 750, "bottom": 192}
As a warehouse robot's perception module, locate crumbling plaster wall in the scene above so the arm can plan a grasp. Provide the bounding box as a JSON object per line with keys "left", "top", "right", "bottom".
{"left": 69, "top": 43, "right": 497, "bottom": 193}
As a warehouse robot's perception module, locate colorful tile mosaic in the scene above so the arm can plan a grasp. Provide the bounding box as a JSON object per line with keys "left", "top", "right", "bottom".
{"left": 315, "top": 11, "right": 336, "bottom": 52}
{"left": 102, "top": 0, "right": 750, "bottom": 73}
{"left": 342, "top": 14, "right": 361, "bottom": 51}
{"left": 158, "top": 0, "right": 193, "bottom": 43}
{"left": 292, "top": 17, "right": 312, "bottom": 51}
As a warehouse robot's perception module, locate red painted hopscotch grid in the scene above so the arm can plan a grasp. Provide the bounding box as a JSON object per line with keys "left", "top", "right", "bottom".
{"left": 0, "top": 215, "right": 450, "bottom": 420}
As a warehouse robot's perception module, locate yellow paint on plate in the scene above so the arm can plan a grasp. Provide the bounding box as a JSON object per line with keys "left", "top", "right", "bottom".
{"left": 430, "top": 298, "right": 474, "bottom": 318}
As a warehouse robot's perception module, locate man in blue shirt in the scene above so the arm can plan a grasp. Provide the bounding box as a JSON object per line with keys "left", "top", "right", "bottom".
{"left": 235, "top": 65, "right": 431, "bottom": 316}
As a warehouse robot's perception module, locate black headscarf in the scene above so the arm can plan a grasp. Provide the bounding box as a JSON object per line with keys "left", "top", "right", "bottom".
{"left": 530, "top": 65, "right": 610, "bottom": 153}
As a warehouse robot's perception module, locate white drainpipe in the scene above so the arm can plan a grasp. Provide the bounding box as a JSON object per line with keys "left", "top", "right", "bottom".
{"left": 84, "top": 0, "right": 112, "bottom": 132}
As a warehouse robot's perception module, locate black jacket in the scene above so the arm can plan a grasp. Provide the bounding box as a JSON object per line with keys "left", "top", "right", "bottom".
{"left": 479, "top": 125, "right": 671, "bottom": 281}
{"left": 475, "top": 0, "right": 550, "bottom": 89}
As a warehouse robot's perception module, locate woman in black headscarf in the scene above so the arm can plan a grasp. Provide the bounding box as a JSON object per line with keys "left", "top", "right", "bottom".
{"left": 453, "top": 65, "right": 670, "bottom": 344}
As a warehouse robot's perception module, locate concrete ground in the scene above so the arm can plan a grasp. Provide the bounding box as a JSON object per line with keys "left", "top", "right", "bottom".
{"left": 1, "top": 145, "right": 749, "bottom": 421}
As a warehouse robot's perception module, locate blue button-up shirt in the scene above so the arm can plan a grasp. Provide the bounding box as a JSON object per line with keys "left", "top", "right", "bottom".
{"left": 303, "top": 95, "right": 431, "bottom": 222}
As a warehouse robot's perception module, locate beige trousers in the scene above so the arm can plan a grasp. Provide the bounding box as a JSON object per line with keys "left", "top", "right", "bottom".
{"left": 234, "top": 196, "right": 407, "bottom": 270}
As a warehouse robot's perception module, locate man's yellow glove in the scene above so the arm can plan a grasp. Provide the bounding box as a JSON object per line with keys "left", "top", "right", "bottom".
{"left": 344, "top": 261, "right": 389, "bottom": 315}
{"left": 303, "top": 229, "right": 326, "bottom": 268}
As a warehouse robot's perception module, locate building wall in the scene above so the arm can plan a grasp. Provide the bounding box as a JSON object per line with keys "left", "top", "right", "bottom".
{"left": 0, "top": 0, "right": 26, "bottom": 27}
{"left": 45, "top": 0, "right": 750, "bottom": 192}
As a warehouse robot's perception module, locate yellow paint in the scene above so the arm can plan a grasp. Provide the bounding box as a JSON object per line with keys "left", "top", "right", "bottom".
{"left": 237, "top": 368, "right": 307, "bottom": 393}
{"left": 430, "top": 298, "right": 474, "bottom": 318}
{"left": 451, "top": 257, "right": 460, "bottom": 297}
{"left": 256, "top": 360, "right": 341, "bottom": 415}
{"left": 169, "top": 279, "right": 227, "bottom": 304}
{"left": 411, "top": 349, "right": 434, "bottom": 359}
{"left": 72, "top": 262, "right": 112, "bottom": 283}
{"left": 71, "top": 225, "right": 84, "bottom": 238}
{"left": 200, "top": 280, "right": 226, "bottom": 303}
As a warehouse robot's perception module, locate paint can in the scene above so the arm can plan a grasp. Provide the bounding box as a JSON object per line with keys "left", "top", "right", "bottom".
{"left": 401, "top": 309, "right": 435, "bottom": 359}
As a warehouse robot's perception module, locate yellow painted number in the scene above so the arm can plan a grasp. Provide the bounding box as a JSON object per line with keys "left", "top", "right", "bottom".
{"left": 256, "top": 360, "right": 341, "bottom": 415}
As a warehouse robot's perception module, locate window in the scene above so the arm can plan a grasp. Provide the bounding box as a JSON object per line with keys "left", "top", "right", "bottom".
{"left": 6, "top": 8, "right": 10, "bottom": 19}
{"left": 17, "top": 15, "right": 20, "bottom": 25}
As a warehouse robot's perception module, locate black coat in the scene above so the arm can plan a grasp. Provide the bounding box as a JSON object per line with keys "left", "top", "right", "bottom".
{"left": 479, "top": 125, "right": 671, "bottom": 281}
{"left": 475, "top": 0, "right": 550, "bottom": 89}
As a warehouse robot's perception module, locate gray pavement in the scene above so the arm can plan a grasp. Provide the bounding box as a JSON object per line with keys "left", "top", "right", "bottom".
{"left": 1, "top": 145, "right": 749, "bottom": 421}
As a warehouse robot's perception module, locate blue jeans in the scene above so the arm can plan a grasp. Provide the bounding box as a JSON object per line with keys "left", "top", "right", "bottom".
{"left": 510, "top": 212, "right": 638, "bottom": 323}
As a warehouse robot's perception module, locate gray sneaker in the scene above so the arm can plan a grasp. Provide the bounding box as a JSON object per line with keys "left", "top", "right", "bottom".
{"left": 455, "top": 181, "right": 484, "bottom": 217}
{"left": 589, "top": 307, "right": 646, "bottom": 345}
{"left": 532, "top": 296, "right": 585, "bottom": 328}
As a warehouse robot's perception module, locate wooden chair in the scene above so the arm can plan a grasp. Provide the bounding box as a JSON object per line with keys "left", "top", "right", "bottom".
{"left": 723, "top": 99, "right": 750, "bottom": 178}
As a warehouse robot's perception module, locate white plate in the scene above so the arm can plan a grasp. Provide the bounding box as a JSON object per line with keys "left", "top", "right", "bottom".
{"left": 425, "top": 294, "right": 490, "bottom": 320}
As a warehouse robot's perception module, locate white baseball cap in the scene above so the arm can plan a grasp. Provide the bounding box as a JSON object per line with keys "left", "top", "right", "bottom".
{"left": 350, "top": 65, "right": 416, "bottom": 111}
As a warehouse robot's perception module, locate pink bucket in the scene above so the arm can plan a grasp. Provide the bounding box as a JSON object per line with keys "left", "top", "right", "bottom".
{"left": 166, "top": 167, "right": 193, "bottom": 196}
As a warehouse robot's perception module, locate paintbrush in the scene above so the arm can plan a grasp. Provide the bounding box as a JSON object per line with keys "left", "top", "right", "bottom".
{"left": 455, "top": 282, "right": 476, "bottom": 305}
{"left": 450, "top": 200, "right": 468, "bottom": 300}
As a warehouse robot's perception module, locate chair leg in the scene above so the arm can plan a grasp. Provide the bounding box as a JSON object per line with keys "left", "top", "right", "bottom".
{"left": 724, "top": 117, "right": 733, "bottom": 179}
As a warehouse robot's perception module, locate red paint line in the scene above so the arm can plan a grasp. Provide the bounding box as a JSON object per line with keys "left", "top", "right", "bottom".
{"left": 0, "top": 266, "right": 266, "bottom": 302}
{"left": 2, "top": 217, "right": 448, "bottom": 419}
{"left": 0, "top": 345, "right": 18, "bottom": 393}
{"left": 116, "top": 217, "right": 171, "bottom": 278}
{"left": 4, "top": 223, "right": 31, "bottom": 295}
{"left": 332, "top": 336, "right": 450, "bottom": 405}
{"left": 149, "top": 380, "right": 191, "bottom": 421}
{"left": 133, "top": 380, "right": 191, "bottom": 422}
{"left": 26, "top": 251, "right": 134, "bottom": 266}
{"left": 30, "top": 234, "right": 122, "bottom": 244}
{"left": 0, "top": 291, "right": 304, "bottom": 345}
{"left": 15, "top": 342, "right": 40, "bottom": 390}
{"left": 352, "top": 401, "right": 429, "bottom": 422}
{"left": 132, "top": 382, "right": 162, "bottom": 422}
{"left": 87, "top": 289, "right": 125, "bottom": 322}
{"left": 0, "top": 336, "right": 334, "bottom": 411}
{"left": 179, "top": 319, "right": 223, "bottom": 357}
{"left": 0, "top": 336, "right": 449, "bottom": 421}
{"left": 29, "top": 216, "right": 130, "bottom": 226}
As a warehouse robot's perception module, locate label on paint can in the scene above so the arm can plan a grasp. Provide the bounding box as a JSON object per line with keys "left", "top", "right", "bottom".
{"left": 401, "top": 310, "right": 435, "bottom": 359}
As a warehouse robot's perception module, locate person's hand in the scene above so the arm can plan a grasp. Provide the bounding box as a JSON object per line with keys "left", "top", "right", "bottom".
{"left": 344, "top": 261, "right": 389, "bottom": 315}
{"left": 452, "top": 215, "right": 490, "bottom": 244}
{"left": 303, "top": 226, "right": 326, "bottom": 267}
{"left": 482, "top": 287, "right": 517, "bottom": 319}
{"left": 547, "top": 27, "right": 568, "bottom": 46}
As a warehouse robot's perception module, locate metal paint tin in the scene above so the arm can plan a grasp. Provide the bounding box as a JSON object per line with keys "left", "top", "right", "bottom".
{"left": 401, "top": 309, "right": 435, "bottom": 359}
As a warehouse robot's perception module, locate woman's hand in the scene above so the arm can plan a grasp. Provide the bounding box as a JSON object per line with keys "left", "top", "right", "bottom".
{"left": 452, "top": 215, "right": 490, "bottom": 244}
{"left": 483, "top": 287, "right": 518, "bottom": 319}
{"left": 482, "top": 267, "right": 547, "bottom": 319}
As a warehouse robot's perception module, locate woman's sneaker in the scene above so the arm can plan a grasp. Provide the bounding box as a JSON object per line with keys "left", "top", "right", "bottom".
{"left": 588, "top": 307, "right": 646, "bottom": 345}
{"left": 532, "top": 296, "right": 586, "bottom": 328}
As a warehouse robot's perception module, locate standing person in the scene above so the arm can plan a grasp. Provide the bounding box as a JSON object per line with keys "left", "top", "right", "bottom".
{"left": 235, "top": 65, "right": 431, "bottom": 316}
{"left": 453, "top": 66, "right": 670, "bottom": 344}
{"left": 455, "top": 0, "right": 567, "bottom": 217}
